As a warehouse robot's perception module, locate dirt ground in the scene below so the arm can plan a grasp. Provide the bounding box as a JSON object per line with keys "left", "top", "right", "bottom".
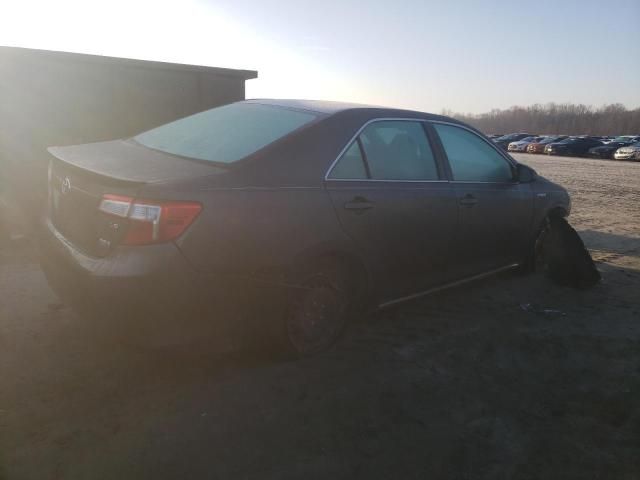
{"left": 1, "top": 154, "right": 639, "bottom": 480}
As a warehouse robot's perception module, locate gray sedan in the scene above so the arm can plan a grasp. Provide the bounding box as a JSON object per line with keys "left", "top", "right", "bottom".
{"left": 40, "top": 100, "right": 571, "bottom": 356}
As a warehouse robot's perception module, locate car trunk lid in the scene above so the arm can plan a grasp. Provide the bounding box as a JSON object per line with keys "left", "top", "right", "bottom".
{"left": 47, "top": 139, "right": 220, "bottom": 257}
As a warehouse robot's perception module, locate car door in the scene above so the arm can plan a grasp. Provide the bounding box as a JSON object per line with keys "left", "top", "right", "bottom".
{"left": 324, "top": 119, "right": 458, "bottom": 303}
{"left": 431, "top": 122, "right": 535, "bottom": 279}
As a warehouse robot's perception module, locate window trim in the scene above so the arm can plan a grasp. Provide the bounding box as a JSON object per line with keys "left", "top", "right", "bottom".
{"left": 356, "top": 138, "right": 372, "bottom": 179}
{"left": 428, "top": 120, "right": 519, "bottom": 184}
{"left": 324, "top": 118, "right": 448, "bottom": 183}
{"left": 325, "top": 137, "right": 369, "bottom": 180}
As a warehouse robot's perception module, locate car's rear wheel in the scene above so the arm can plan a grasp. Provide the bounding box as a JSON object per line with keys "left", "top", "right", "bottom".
{"left": 282, "top": 260, "right": 356, "bottom": 356}
{"left": 233, "top": 258, "right": 365, "bottom": 358}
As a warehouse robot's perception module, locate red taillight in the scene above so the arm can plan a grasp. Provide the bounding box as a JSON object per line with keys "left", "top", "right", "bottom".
{"left": 99, "top": 195, "right": 201, "bottom": 245}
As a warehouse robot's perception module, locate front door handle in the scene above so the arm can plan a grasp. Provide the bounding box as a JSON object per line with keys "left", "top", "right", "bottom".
{"left": 459, "top": 194, "right": 478, "bottom": 207}
{"left": 344, "top": 196, "right": 374, "bottom": 211}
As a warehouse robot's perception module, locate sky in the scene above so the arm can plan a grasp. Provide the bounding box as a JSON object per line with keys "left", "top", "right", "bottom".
{"left": 1, "top": 0, "right": 639, "bottom": 114}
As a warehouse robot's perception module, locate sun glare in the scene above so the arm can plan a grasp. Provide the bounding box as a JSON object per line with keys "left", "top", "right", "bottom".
{"left": 1, "top": 0, "right": 370, "bottom": 104}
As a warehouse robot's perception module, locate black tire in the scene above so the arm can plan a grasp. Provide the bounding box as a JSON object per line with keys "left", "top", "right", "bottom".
{"left": 283, "top": 260, "right": 355, "bottom": 356}
{"left": 240, "top": 258, "right": 359, "bottom": 358}
{"left": 518, "top": 217, "right": 550, "bottom": 275}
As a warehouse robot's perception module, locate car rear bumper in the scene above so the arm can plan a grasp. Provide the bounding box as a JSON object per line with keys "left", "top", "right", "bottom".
{"left": 40, "top": 218, "right": 200, "bottom": 302}
{"left": 38, "top": 219, "right": 289, "bottom": 335}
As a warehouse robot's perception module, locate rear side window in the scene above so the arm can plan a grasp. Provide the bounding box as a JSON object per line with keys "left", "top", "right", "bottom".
{"left": 328, "top": 120, "right": 439, "bottom": 181}
{"left": 360, "top": 121, "right": 439, "bottom": 180}
{"left": 433, "top": 124, "right": 514, "bottom": 182}
{"left": 134, "top": 103, "right": 319, "bottom": 164}
{"left": 360, "top": 120, "right": 439, "bottom": 180}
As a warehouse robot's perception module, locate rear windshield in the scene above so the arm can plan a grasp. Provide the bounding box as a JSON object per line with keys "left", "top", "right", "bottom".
{"left": 134, "top": 103, "right": 319, "bottom": 163}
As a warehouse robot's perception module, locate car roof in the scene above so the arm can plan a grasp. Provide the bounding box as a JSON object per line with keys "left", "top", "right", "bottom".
{"left": 242, "top": 98, "right": 447, "bottom": 120}
{"left": 244, "top": 98, "right": 383, "bottom": 114}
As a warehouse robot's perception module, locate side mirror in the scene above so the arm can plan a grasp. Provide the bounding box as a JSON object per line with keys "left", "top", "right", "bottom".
{"left": 516, "top": 163, "right": 537, "bottom": 183}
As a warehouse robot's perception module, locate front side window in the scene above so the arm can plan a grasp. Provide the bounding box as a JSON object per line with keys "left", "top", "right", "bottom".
{"left": 359, "top": 121, "right": 439, "bottom": 180}
{"left": 135, "top": 103, "right": 319, "bottom": 164}
{"left": 433, "top": 123, "right": 514, "bottom": 182}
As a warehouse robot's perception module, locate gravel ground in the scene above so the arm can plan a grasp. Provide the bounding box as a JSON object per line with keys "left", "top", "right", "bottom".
{"left": 1, "top": 154, "right": 639, "bottom": 480}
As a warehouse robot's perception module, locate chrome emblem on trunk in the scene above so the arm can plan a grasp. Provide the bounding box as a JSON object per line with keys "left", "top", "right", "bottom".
{"left": 61, "top": 177, "right": 71, "bottom": 195}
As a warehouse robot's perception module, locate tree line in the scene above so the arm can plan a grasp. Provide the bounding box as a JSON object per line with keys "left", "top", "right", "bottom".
{"left": 443, "top": 103, "right": 640, "bottom": 136}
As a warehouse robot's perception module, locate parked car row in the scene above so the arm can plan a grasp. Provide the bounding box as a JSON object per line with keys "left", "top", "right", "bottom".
{"left": 588, "top": 136, "right": 640, "bottom": 160}
{"left": 487, "top": 133, "right": 640, "bottom": 160}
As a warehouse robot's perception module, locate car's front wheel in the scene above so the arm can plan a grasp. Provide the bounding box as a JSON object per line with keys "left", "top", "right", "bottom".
{"left": 518, "top": 217, "right": 551, "bottom": 274}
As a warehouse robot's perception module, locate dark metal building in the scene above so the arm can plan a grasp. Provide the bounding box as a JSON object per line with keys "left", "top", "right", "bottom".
{"left": 0, "top": 46, "right": 257, "bottom": 228}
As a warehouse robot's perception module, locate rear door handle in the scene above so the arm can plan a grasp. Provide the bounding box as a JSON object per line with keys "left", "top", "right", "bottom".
{"left": 459, "top": 194, "right": 478, "bottom": 207}
{"left": 344, "top": 196, "right": 374, "bottom": 211}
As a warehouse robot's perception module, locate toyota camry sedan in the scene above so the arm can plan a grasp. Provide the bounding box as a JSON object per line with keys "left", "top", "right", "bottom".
{"left": 40, "top": 100, "right": 571, "bottom": 356}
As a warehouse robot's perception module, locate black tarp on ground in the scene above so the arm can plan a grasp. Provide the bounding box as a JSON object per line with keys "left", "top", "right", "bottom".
{"left": 542, "top": 216, "right": 601, "bottom": 289}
